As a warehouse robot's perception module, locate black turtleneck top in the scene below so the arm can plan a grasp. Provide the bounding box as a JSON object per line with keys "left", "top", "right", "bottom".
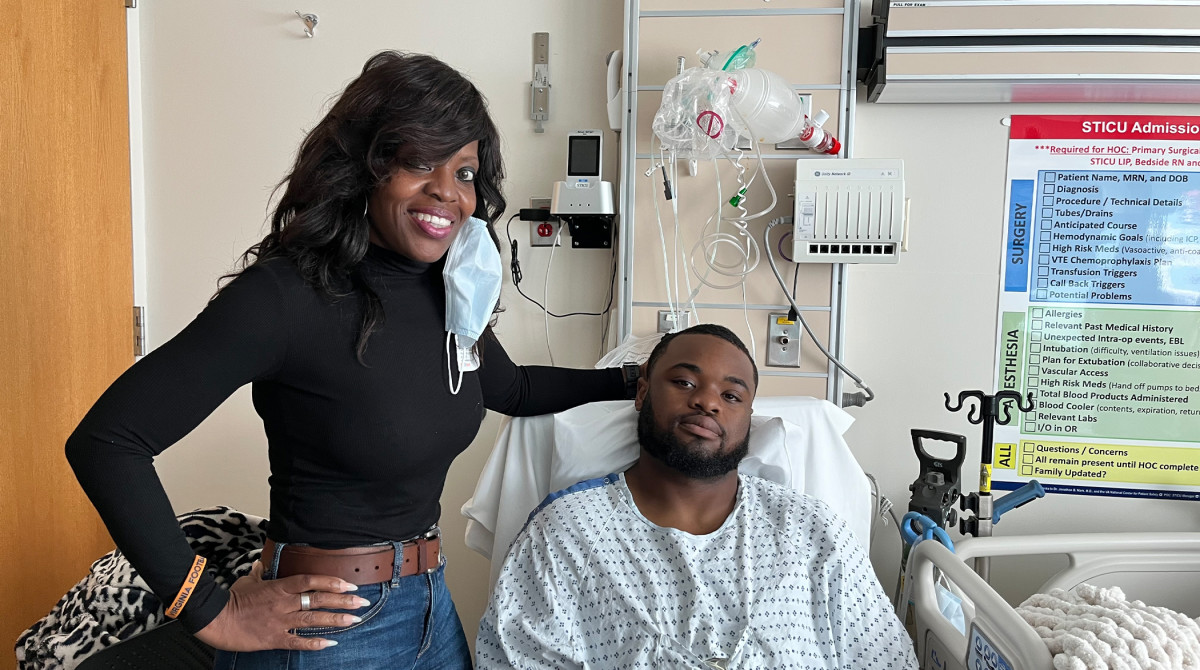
{"left": 66, "top": 244, "right": 625, "bottom": 632}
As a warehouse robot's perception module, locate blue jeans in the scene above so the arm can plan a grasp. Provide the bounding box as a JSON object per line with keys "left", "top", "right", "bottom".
{"left": 212, "top": 542, "right": 470, "bottom": 670}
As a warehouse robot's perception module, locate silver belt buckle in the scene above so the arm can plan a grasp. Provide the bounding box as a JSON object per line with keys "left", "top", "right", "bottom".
{"left": 423, "top": 525, "right": 441, "bottom": 573}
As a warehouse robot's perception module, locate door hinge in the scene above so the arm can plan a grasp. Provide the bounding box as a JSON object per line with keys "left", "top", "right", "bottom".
{"left": 126, "top": 0, "right": 136, "bottom": 8}
{"left": 134, "top": 306, "right": 146, "bottom": 357}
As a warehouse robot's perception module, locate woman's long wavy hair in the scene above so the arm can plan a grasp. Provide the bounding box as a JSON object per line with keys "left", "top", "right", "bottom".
{"left": 225, "top": 51, "right": 506, "bottom": 363}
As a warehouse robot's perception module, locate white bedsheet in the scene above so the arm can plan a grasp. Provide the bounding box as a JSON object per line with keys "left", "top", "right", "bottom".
{"left": 461, "top": 396, "right": 872, "bottom": 588}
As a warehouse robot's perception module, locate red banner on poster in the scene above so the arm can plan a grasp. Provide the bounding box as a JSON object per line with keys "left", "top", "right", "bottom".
{"left": 1010, "top": 115, "right": 1200, "bottom": 141}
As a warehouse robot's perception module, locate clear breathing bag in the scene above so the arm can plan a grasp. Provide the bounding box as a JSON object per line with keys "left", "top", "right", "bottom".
{"left": 652, "top": 67, "right": 738, "bottom": 160}
{"left": 653, "top": 66, "right": 839, "bottom": 158}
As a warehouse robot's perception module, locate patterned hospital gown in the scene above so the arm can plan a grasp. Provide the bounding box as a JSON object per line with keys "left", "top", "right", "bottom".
{"left": 476, "top": 472, "right": 917, "bottom": 669}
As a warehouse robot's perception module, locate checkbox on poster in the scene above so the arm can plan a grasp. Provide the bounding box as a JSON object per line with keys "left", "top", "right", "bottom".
{"left": 1020, "top": 466, "right": 1034, "bottom": 476}
{"left": 1027, "top": 376, "right": 1039, "bottom": 388}
{"left": 1037, "top": 278, "right": 1048, "bottom": 288}
{"left": 1042, "top": 209, "right": 1054, "bottom": 219}
{"left": 1032, "top": 318, "right": 1043, "bottom": 329}
{"left": 1030, "top": 343, "right": 1041, "bottom": 353}
{"left": 1029, "top": 355, "right": 1041, "bottom": 365}
{"left": 1043, "top": 183, "right": 1055, "bottom": 194}
{"left": 1036, "top": 289, "right": 1048, "bottom": 299}
{"left": 1039, "top": 243, "right": 1050, "bottom": 253}
{"left": 1029, "top": 366, "right": 1041, "bottom": 376}
{"left": 1032, "top": 308, "right": 1044, "bottom": 317}
{"left": 1039, "top": 255, "right": 1050, "bottom": 264}
{"left": 1042, "top": 196, "right": 1054, "bottom": 207}
{"left": 1038, "top": 266, "right": 1049, "bottom": 276}
{"left": 1045, "top": 172, "right": 1056, "bottom": 182}
{"left": 1022, "top": 454, "right": 1034, "bottom": 464}
{"left": 1040, "top": 231, "right": 1051, "bottom": 241}
{"left": 1031, "top": 331, "right": 1042, "bottom": 341}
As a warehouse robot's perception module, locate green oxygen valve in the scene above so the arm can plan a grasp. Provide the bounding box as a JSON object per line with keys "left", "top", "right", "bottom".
{"left": 729, "top": 187, "right": 747, "bottom": 207}
{"left": 698, "top": 38, "right": 761, "bottom": 71}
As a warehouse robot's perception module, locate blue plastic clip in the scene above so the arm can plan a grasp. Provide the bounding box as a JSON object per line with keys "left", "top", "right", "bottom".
{"left": 992, "top": 480, "right": 1046, "bottom": 524}
{"left": 901, "top": 511, "right": 955, "bottom": 553}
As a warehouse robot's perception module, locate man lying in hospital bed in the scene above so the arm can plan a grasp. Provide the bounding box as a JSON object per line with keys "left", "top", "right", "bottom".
{"left": 473, "top": 324, "right": 917, "bottom": 668}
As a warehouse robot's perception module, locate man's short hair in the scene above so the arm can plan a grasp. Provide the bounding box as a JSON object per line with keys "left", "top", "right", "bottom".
{"left": 644, "top": 324, "right": 758, "bottom": 388}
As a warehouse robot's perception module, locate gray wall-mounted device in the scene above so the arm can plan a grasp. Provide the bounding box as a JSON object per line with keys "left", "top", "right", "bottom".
{"left": 551, "top": 130, "right": 615, "bottom": 248}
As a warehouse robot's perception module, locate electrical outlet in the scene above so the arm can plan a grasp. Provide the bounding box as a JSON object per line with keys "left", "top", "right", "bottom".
{"left": 766, "top": 313, "right": 801, "bottom": 367}
{"left": 528, "top": 197, "right": 560, "bottom": 247}
{"left": 657, "top": 310, "right": 691, "bottom": 333}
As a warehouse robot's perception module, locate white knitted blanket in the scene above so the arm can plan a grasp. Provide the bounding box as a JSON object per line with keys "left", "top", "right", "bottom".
{"left": 1016, "top": 584, "right": 1200, "bottom": 670}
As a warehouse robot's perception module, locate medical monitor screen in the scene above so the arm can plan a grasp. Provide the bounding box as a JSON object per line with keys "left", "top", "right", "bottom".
{"left": 567, "top": 135, "right": 601, "bottom": 177}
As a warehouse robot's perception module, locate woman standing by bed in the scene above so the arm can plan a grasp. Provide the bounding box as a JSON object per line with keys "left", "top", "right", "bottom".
{"left": 65, "top": 51, "right": 638, "bottom": 669}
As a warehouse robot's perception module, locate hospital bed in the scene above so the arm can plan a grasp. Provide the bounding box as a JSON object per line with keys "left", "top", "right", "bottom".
{"left": 461, "top": 396, "right": 874, "bottom": 588}
{"left": 462, "top": 396, "right": 1200, "bottom": 669}
{"left": 908, "top": 527, "right": 1200, "bottom": 669}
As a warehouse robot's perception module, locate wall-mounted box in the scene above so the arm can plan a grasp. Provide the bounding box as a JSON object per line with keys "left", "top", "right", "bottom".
{"left": 860, "top": 0, "right": 1200, "bottom": 104}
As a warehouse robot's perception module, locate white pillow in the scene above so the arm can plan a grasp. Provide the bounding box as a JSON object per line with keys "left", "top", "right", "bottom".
{"left": 548, "top": 398, "right": 870, "bottom": 544}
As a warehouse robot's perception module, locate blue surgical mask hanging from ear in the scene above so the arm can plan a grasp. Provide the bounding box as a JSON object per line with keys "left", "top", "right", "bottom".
{"left": 443, "top": 216, "right": 503, "bottom": 394}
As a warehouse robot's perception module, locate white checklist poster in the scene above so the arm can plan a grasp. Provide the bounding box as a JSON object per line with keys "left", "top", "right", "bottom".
{"left": 993, "top": 115, "right": 1200, "bottom": 500}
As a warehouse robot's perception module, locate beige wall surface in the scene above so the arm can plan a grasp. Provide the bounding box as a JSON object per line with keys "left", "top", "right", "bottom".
{"left": 137, "top": 0, "right": 621, "bottom": 649}
{"left": 850, "top": 99, "right": 1200, "bottom": 603}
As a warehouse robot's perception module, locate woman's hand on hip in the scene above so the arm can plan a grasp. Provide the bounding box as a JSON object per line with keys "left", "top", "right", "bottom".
{"left": 194, "top": 560, "right": 368, "bottom": 652}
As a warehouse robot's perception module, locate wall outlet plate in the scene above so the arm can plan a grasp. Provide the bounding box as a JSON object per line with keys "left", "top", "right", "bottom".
{"left": 657, "top": 309, "right": 691, "bottom": 333}
{"left": 766, "top": 312, "right": 801, "bottom": 367}
{"left": 530, "top": 220, "right": 561, "bottom": 246}
{"left": 528, "top": 197, "right": 561, "bottom": 247}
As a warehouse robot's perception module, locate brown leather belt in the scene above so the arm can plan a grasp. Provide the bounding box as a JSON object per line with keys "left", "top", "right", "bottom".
{"left": 263, "top": 529, "right": 441, "bottom": 586}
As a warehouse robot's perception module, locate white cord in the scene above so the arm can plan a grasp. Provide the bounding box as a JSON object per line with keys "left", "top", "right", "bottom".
{"left": 741, "top": 281, "right": 756, "bottom": 362}
{"left": 763, "top": 216, "right": 875, "bottom": 402}
{"left": 650, "top": 144, "right": 677, "bottom": 319}
{"left": 668, "top": 151, "right": 700, "bottom": 325}
{"left": 685, "top": 116, "right": 780, "bottom": 291}
{"left": 543, "top": 224, "right": 565, "bottom": 365}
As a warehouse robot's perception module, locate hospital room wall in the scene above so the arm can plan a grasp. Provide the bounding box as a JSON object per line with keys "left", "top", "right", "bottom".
{"left": 849, "top": 100, "right": 1200, "bottom": 605}
{"left": 134, "top": 0, "right": 622, "bottom": 648}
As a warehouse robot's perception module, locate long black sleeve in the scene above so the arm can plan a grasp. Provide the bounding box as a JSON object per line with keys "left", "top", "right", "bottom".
{"left": 66, "top": 263, "right": 289, "bottom": 631}
{"left": 477, "top": 330, "right": 626, "bottom": 416}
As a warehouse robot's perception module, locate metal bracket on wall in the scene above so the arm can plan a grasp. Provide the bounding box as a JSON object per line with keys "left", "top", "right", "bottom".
{"left": 133, "top": 306, "right": 146, "bottom": 357}
{"left": 530, "top": 32, "right": 550, "bottom": 133}
{"left": 126, "top": 0, "right": 136, "bottom": 8}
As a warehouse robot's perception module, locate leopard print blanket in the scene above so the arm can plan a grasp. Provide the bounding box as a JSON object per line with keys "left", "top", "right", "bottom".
{"left": 15, "top": 506, "right": 266, "bottom": 670}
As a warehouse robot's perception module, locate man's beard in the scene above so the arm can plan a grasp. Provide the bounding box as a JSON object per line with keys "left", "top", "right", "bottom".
{"left": 636, "top": 393, "right": 749, "bottom": 480}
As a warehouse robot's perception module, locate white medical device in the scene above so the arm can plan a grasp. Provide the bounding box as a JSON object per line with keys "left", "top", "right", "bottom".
{"left": 606, "top": 50, "right": 623, "bottom": 132}
{"left": 551, "top": 130, "right": 615, "bottom": 248}
{"left": 791, "top": 158, "right": 905, "bottom": 264}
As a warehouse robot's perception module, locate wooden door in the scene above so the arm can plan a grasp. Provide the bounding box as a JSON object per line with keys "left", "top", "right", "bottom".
{"left": 1, "top": 0, "right": 132, "bottom": 659}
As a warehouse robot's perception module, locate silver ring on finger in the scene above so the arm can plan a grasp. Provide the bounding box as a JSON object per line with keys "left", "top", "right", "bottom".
{"left": 299, "top": 592, "right": 312, "bottom": 611}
